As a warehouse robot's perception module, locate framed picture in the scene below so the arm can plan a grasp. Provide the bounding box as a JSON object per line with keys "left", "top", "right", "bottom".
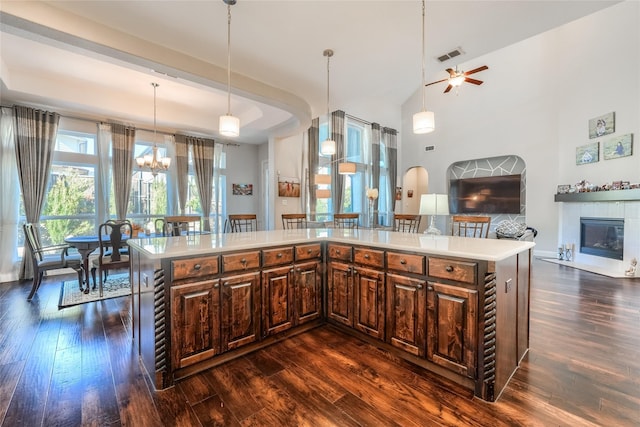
{"left": 277, "top": 176, "right": 301, "bottom": 197}
{"left": 395, "top": 187, "right": 402, "bottom": 201}
{"left": 576, "top": 142, "right": 599, "bottom": 165}
{"left": 603, "top": 133, "right": 633, "bottom": 160}
{"left": 407, "top": 189, "right": 414, "bottom": 198}
{"left": 588, "top": 112, "right": 615, "bottom": 139}
{"left": 232, "top": 183, "right": 253, "bottom": 195}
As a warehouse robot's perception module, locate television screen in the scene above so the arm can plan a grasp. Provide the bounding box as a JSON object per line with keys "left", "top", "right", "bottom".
{"left": 449, "top": 174, "right": 522, "bottom": 214}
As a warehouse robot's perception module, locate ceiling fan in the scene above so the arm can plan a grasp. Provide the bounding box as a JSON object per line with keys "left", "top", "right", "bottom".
{"left": 425, "top": 65, "right": 488, "bottom": 93}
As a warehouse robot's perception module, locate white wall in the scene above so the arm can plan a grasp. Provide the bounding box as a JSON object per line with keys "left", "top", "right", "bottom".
{"left": 399, "top": 1, "right": 639, "bottom": 256}
{"left": 273, "top": 132, "right": 305, "bottom": 229}
{"left": 225, "top": 143, "right": 262, "bottom": 228}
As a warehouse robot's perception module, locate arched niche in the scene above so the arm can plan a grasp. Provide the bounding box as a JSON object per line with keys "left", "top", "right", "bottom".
{"left": 400, "top": 166, "right": 428, "bottom": 214}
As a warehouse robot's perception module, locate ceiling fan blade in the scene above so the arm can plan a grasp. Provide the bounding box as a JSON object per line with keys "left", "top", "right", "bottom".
{"left": 425, "top": 78, "right": 448, "bottom": 87}
{"left": 443, "top": 84, "right": 453, "bottom": 93}
{"left": 464, "top": 77, "right": 484, "bottom": 85}
{"left": 464, "top": 65, "right": 488, "bottom": 76}
{"left": 445, "top": 68, "right": 456, "bottom": 76}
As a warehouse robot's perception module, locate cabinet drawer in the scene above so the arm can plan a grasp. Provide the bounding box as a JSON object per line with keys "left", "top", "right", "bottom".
{"left": 172, "top": 256, "right": 219, "bottom": 281}
{"left": 354, "top": 247, "right": 384, "bottom": 268}
{"left": 327, "top": 244, "right": 352, "bottom": 262}
{"left": 428, "top": 257, "right": 477, "bottom": 284}
{"left": 386, "top": 252, "right": 425, "bottom": 275}
{"left": 296, "top": 243, "right": 322, "bottom": 261}
{"left": 222, "top": 251, "right": 261, "bottom": 273}
{"left": 262, "top": 247, "right": 294, "bottom": 267}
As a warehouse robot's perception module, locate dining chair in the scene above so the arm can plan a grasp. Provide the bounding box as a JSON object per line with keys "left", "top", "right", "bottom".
{"left": 334, "top": 213, "right": 360, "bottom": 229}
{"left": 23, "top": 223, "right": 84, "bottom": 301}
{"left": 228, "top": 214, "right": 258, "bottom": 232}
{"left": 91, "top": 219, "right": 132, "bottom": 297}
{"left": 393, "top": 214, "right": 421, "bottom": 233}
{"left": 450, "top": 215, "right": 491, "bottom": 238}
{"left": 282, "top": 213, "right": 307, "bottom": 229}
{"left": 164, "top": 215, "right": 201, "bottom": 236}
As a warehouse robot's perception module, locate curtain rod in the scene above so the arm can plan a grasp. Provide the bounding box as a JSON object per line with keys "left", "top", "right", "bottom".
{"left": 345, "top": 113, "right": 371, "bottom": 126}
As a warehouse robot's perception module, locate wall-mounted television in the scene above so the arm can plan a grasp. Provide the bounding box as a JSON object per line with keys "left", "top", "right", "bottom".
{"left": 449, "top": 174, "right": 522, "bottom": 214}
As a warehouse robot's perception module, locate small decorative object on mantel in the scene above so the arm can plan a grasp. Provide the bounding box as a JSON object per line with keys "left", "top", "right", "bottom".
{"left": 588, "top": 111, "right": 615, "bottom": 139}
{"left": 557, "top": 184, "right": 571, "bottom": 194}
{"left": 625, "top": 258, "right": 637, "bottom": 277}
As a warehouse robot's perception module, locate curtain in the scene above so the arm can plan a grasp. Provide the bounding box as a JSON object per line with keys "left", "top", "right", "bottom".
{"left": 331, "top": 110, "right": 346, "bottom": 213}
{"left": 213, "top": 143, "right": 224, "bottom": 233}
{"left": 371, "top": 123, "right": 381, "bottom": 226}
{"left": 163, "top": 134, "right": 178, "bottom": 215}
{"left": 190, "top": 137, "right": 215, "bottom": 232}
{"left": 174, "top": 134, "right": 190, "bottom": 214}
{"left": 307, "top": 117, "right": 319, "bottom": 220}
{"left": 383, "top": 127, "right": 398, "bottom": 225}
{"left": 110, "top": 123, "right": 135, "bottom": 220}
{"left": 14, "top": 105, "right": 60, "bottom": 280}
{"left": 0, "top": 108, "right": 19, "bottom": 283}
{"left": 96, "top": 123, "right": 112, "bottom": 225}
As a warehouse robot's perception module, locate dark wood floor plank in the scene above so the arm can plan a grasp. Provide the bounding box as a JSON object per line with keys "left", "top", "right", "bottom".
{"left": 43, "top": 346, "right": 83, "bottom": 427}
{"left": 0, "top": 360, "right": 24, "bottom": 424}
{"left": 192, "top": 394, "right": 241, "bottom": 427}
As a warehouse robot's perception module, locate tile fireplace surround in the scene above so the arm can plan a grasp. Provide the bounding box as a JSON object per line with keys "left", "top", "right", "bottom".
{"left": 557, "top": 196, "right": 639, "bottom": 278}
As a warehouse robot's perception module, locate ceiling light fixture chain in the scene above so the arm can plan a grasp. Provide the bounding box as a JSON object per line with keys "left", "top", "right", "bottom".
{"left": 219, "top": 0, "right": 240, "bottom": 137}
{"left": 413, "top": 0, "right": 435, "bottom": 134}
{"left": 320, "top": 49, "right": 336, "bottom": 156}
{"left": 136, "top": 82, "right": 171, "bottom": 176}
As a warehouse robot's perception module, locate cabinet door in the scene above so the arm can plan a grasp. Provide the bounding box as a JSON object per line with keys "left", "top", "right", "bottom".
{"left": 262, "top": 266, "right": 294, "bottom": 337}
{"left": 385, "top": 273, "right": 426, "bottom": 356}
{"left": 171, "top": 279, "right": 220, "bottom": 369}
{"left": 294, "top": 261, "right": 322, "bottom": 325}
{"left": 221, "top": 272, "right": 260, "bottom": 351}
{"left": 354, "top": 266, "right": 385, "bottom": 340}
{"left": 327, "top": 261, "right": 354, "bottom": 327}
{"left": 427, "top": 282, "right": 478, "bottom": 378}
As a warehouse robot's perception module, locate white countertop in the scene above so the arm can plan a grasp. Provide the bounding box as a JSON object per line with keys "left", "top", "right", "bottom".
{"left": 128, "top": 229, "right": 534, "bottom": 262}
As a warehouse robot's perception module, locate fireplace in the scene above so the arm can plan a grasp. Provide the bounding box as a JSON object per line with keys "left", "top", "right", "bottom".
{"left": 580, "top": 217, "right": 624, "bottom": 260}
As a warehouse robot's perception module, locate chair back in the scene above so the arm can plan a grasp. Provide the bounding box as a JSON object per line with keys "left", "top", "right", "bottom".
{"left": 282, "top": 213, "right": 307, "bottom": 229}
{"left": 393, "top": 214, "right": 421, "bottom": 233}
{"left": 98, "top": 220, "right": 133, "bottom": 261}
{"left": 228, "top": 214, "right": 258, "bottom": 232}
{"left": 164, "top": 215, "right": 201, "bottom": 236}
{"left": 154, "top": 218, "right": 167, "bottom": 236}
{"left": 451, "top": 215, "right": 491, "bottom": 238}
{"left": 334, "top": 213, "right": 359, "bottom": 229}
{"left": 23, "top": 223, "right": 43, "bottom": 262}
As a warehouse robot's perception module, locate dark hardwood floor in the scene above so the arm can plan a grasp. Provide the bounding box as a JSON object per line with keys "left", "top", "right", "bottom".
{"left": 1, "top": 259, "right": 638, "bottom": 426}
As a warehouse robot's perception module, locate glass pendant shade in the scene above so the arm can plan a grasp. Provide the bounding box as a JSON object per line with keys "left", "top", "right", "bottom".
{"left": 413, "top": 110, "right": 435, "bottom": 134}
{"left": 219, "top": 114, "right": 240, "bottom": 137}
{"left": 320, "top": 139, "right": 336, "bottom": 155}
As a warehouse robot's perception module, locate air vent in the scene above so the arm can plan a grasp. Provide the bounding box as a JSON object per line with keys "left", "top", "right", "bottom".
{"left": 437, "top": 47, "right": 464, "bottom": 63}
{"left": 425, "top": 145, "right": 435, "bottom": 152}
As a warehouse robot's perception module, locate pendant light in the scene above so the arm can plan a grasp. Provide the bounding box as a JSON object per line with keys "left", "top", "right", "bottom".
{"left": 320, "top": 49, "right": 336, "bottom": 155}
{"left": 136, "top": 82, "right": 171, "bottom": 176}
{"left": 413, "top": 0, "right": 435, "bottom": 134}
{"left": 219, "top": 0, "right": 240, "bottom": 137}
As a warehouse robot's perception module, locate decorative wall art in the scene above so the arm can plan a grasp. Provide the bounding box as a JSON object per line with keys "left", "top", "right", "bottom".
{"left": 232, "top": 183, "right": 253, "bottom": 195}
{"left": 576, "top": 142, "right": 599, "bottom": 165}
{"left": 603, "top": 133, "right": 633, "bottom": 160}
{"left": 395, "top": 187, "right": 402, "bottom": 201}
{"left": 588, "top": 112, "right": 615, "bottom": 139}
{"left": 277, "top": 176, "right": 301, "bottom": 197}
{"left": 407, "top": 189, "right": 414, "bottom": 198}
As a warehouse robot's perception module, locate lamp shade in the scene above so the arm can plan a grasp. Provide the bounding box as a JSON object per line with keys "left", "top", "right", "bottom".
{"left": 320, "top": 139, "right": 336, "bottom": 155}
{"left": 316, "top": 189, "right": 331, "bottom": 199}
{"left": 419, "top": 194, "right": 450, "bottom": 215}
{"left": 314, "top": 174, "right": 332, "bottom": 185}
{"left": 413, "top": 110, "right": 435, "bottom": 134}
{"left": 219, "top": 114, "right": 240, "bottom": 137}
{"left": 338, "top": 162, "right": 356, "bottom": 175}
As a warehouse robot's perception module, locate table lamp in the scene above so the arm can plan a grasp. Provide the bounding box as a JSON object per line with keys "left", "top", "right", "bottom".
{"left": 419, "top": 194, "right": 450, "bottom": 235}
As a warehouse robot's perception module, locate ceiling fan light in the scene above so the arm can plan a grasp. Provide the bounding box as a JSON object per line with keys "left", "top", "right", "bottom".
{"left": 320, "top": 139, "right": 336, "bottom": 155}
{"left": 450, "top": 75, "right": 465, "bottom": 87}
{"left": 413, "top": 110, "right": 435, "bottom": 134}
{"left": 219, "top": 114, "right": 240, "bottom": 137}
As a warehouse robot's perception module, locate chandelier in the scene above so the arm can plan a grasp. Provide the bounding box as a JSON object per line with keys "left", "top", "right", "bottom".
{"left": 136, "top": 82, "right": 171, "bottom": 176}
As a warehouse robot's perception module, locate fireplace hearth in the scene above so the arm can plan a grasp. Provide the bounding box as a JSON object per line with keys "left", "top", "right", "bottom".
{"left": 580, "top": 217, "right": 624, "bottom": 260}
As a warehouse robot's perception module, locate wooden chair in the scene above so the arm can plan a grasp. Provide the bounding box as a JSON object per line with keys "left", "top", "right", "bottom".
{"left": 451, "top": 215, "right": 491, "bottom": 238}
{"left": 333, "top": 213, "right": 359, "bottom": 229}
{"left": 164, "top": 215, "right": 201, "bottom": 236}
{"left": 91, "top": 220, "right": 132, "bottom": 297}
{"left": 23, "top": 223, "right": 84, "bottom": 301}
{"left": 393, "top": 214, "right": 421, "bottom": 233}
{"left": 228, "top": 214, "right": 258, "bottom": 232}
{"left": 282, "top": 213, "right": 307, "bottom": 229}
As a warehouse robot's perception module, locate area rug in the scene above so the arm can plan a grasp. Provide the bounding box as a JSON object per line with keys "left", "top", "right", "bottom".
{"left": 59, "top": 273, "right": 131, "bottom": 309}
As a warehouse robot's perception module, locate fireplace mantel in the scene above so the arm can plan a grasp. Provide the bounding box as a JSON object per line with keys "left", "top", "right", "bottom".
{"left": 554, "top": 188, "right": 640, "bottom": 203}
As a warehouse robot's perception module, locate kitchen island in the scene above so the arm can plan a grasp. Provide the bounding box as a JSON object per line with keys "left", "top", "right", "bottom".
{"left": 128, "top": 228, "right": 534, "bottom": 402}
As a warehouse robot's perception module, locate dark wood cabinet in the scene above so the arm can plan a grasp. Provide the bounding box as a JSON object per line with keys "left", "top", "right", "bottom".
{"left": 385, "top": 273, "right": 426, "bottom": 356}
{"left": 327, "top": 260, "right": 353, "bottom": 327}
{"left": 353, "top": 265, "right": 385, "bottom": 340}
{"left": 262, "top": 266, "right": 295, "bottom": 337}
{"left": 426, "top": 281, "right": 478, "bottom": 379}
{"left": 220, "top": 271, "right": 260, "bottom": 351}
{"left": 294, "top": 260, "right": 322, "bottom": 325}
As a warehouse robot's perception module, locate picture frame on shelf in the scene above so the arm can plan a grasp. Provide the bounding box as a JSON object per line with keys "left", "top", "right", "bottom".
{"left": 588, "top": 112, "right": 615, "bottom": 139}
{"left": 576, "top": 142, "right": 599, "bottom": 165}
{"left": 603, "top": 133, "right": 633, "bottom": 160}
{"left": 557, "top": 185, "right": 571, "bottom": 194}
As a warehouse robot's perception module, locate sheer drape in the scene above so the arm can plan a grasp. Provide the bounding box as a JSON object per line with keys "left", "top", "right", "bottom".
{"left": 174, "top": 134, "right": 189, "bottom": 214}
{"left": 0, "top": 107, "right": 19, "bottom": 282}
{"left": 190, "top": 137, "right": 215, "bottom": 232}
{"left": 96, "top": 123, "right": 112, "bottom": 225}
{"left": 110, "top": 123, "right": 135, "bottom": 220}
{"left": 371, "top": 123, "right": 381, "bottom": 226}
{"left": 14, "top": 105, "right": 60, "bottom": 280}
{"left": 383, "top": 127, "right": 398, "bottom": 223}
{"left": 213, "top": 143, "right": 224, "bottom": 233}
{"left": 331, "top": 110, "right": 346, "bottom": 213}
{"left": 307, "top": 118, "right": 319, "bottom": 220}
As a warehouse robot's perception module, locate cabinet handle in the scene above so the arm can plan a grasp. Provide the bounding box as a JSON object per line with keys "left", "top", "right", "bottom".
{"left": 193, "top": 264, "right": 201, "bottom": 270}
{"left": 400, "top": 259, "right": 407, "bottom": 265}
{"left": 336, "top": 250, "right": 341, "bottom": 255}
{"left": 277, "top": 253, "right": 283, "bottom": 258}
{"left": 364, "top": 254, "right": 370, "bottom": 259}
{"left": 214, "top": 283, "right": 219, "bottom": 289}
{"left": 416, "top": 284, "right": 423, "bottom": 290}
{"left": 241, "top": 258, "right": 247, "bottom": 264}
{"left": 427, "top": 286, "right": 433, "bottom": 291}
{"left": 307, "top": 249, "right": 313, "bottom": 254}
{"left": 445, "top": 265, "right": 454, "bottom": 272}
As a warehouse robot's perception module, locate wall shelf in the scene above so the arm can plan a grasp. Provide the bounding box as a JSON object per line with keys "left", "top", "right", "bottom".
{"left": 554, "top": 188, "right": 640, "bottom": 203}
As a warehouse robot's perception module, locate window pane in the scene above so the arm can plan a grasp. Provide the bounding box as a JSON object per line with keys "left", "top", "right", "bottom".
{"left": 43, "top": 164, "right": 96, "bottom": 216}
{"left": 38, "top": 219, "right": 95, "bottom": 246}
{"left": 55, "top": 133, "right": 96, "bottom": 155}
{"left": 129, "top": 171, "right": 168, "bottom": 218}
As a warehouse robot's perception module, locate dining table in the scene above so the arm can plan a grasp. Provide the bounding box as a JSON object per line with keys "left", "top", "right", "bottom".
{"left": 64, "top": 234, "right": 128, "bottom": 292}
